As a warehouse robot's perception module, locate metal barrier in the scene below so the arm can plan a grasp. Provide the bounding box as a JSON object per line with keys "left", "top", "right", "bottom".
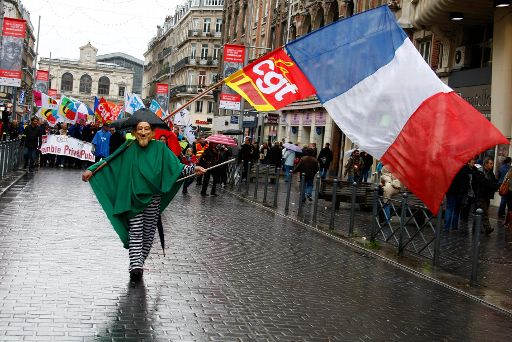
{"left": 0, "top": 138, "right": 23, "bottom": 179}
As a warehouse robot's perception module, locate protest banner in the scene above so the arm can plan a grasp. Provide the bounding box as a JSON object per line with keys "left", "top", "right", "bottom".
{"left": 40, "top": 135, "right": 95, "bottom": 162}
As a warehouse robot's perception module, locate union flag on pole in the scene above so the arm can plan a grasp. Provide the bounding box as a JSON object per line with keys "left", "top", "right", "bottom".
{"left": 224, "top": 48, "right": 315, "bottom": 111}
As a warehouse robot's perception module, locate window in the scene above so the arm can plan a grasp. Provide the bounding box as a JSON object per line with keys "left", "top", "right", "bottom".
{"left": 98, "top": 76, "right": 110, "bottom": 95}
{"left": 193, "top": 18, "right": 200, "bottom": 30}
{"left": 208, "top": 101, "right": 214, "bottom": 113}
{"left": 201, "top": 44, "right": 208, "bottom": 59}
{"left": 119, "top": 86, "right": 125, "bottom": 97}
{"left": 79, "top": 74, "right": 92, "bottom": 94}
{"left": 198, "top": 71, "right": 206, "bottom": 86}
{"left": 216, "top": 18, "right": 222, "bottom": 33}
{"left": 205, "top": 0, "right": 223, "bottom": 5}
{"left": 191, "top": 43, "right": 196, "bottom": 58}
{"left": 213, "top": 45, "right": 220, "bottom": 60}
{"left": 61, "top": 73, "right": 73, "bottom": 92}
{"left": 211, "top": 73, "right": 218, "bottom": 84}
{"left": 418, "top": 39, "right": 431, "bottom": 64}
{"left": 203, "top": 18, "right": 211, "bottom": 33}
{"left": 195, "top": 100, "right": 203, "bottom": 113}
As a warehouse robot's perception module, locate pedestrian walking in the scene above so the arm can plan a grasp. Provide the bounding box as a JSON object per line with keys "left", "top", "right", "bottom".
{"left": 92, "top": 123, "right": 112, "bottom": 162}
{"left": 317, "top": 143, "right": 333, "bottom": 179}
{"left": 344, "top": 149, "right": 364, "bottom": 183}
{"left": 293, "top": 148, "right": 319, "bottom": 202}
{"left": 475, "top": 157, "right": 498, "bottom": 235}
{"left": 199, "top": 142, "right": 220, "bottom": 196}
{"left": 22, "top": 117, "right": 42, "bottom": 172}
{"left": 82, "top": 117, "right": 206, "bottom": 281}
{"left": 497, "top": 157, "right": 511, "bottom": 218}
{"left": 460, "top": 158, "right": 478, "bottom": 225}
{"left": 282, "top": 145, "right": 296, "bottom": 182}
{"left": 444, "top": 164, "right": 471, "bottom": 232}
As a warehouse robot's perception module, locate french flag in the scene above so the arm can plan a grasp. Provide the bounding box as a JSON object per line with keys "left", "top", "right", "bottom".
{"left": 285, "top": 6, "right": 508, "bottom": 214}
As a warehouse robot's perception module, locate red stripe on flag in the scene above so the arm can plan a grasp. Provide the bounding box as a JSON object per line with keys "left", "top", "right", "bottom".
{"left": 237, "top": 80, "right": 270, "bottom": 106}
{"left": 381, "top": 91, "right": 508, "bottom": 215}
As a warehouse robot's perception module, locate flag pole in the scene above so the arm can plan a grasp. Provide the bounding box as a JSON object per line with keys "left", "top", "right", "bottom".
{"left": 177, "top": 158, "right": 236, "bottom": 181}
{"left": 163, "top": 79, "right": 225, "bottom": 122}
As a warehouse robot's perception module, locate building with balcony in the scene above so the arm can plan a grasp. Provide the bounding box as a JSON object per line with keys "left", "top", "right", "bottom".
{"left": 38, "top": 43, "right": 134, "bottom": 109}
{"left": 143, "top": 0, "right": 224, "bottom": 130}
{"left": 0, "top": 0, "right": 36, "bottom": 121}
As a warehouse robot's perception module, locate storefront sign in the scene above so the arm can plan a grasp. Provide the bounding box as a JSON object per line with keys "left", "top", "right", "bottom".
{"left": 266, "top": 113, "right": 279, "bottom": 124}
{"left": 454, "top": 85, "right": 491, "bottom": 119}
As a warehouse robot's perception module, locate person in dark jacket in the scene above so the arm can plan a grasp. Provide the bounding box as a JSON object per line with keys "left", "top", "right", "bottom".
{"left": 460, "top": 158, "right": 478, "bottom": 224}
{"left": 361, "top": 151, "right": 374, "bottom": 182}
{"left": 109, "top": 128, "right": 126, "bottom": 155}
{"left": 497, "top": 157, "right": 511, "bottom": 218}
{"left": 22, "top": 117, "right": 42, "bottom": 172}
{"left": 475, "top": 157, "right": 498, "bottom": 235}
{"left": 267, "top": 142, "right": 282, "bottom": 172}
{"left": 199, "top": 142, "right": 220, "bottom": 196}
{"left": 238, "top": 137, "right": 255, "bottom": 181}
{"left": 444, "top": 164, "right": 471, "bottom": 231}
{"left": 317, "top": 143, "right": 333, "bottom": 179}
{"left": 293, "top": 148, "right": 319, "bottom": 202}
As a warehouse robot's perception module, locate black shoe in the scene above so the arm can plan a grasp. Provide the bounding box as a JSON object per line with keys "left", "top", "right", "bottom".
{"left": 182, "top": 189, "right": 188, "bottom": 194}
{"left": 129, "top": 268, "right": 143, "bottom": 281}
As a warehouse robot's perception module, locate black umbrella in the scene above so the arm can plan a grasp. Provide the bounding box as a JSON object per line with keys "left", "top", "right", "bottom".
{"left": 110, "top": 108, "right": 170, "bottom": 130}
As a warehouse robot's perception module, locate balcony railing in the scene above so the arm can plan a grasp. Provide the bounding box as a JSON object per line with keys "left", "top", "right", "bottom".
{"left": 173, "top": 57, "right": 189, "bottom": 72}
{"left": 154, "top": 65, "right": 170, "bottom": 80}
{"left": 169, "top": 84, "right": 210, "bottom": 97}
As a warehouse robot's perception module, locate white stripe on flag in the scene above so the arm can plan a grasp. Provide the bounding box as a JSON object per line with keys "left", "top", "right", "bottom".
{"left": 323, "top": 39, "right": 451, "bottom": 159}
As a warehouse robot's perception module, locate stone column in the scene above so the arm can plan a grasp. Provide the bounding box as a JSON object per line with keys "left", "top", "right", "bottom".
{"left": 491, "top": 7, "right": 512, "bottom": 143}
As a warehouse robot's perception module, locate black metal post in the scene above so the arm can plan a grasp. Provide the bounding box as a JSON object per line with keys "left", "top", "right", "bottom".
{"left": 348, "top": 181, "right": 357, "bottom": 236}
{"left": 433, "top": 201, "right": 443, "bottom": 267}
{"left": 263, "top": 165, "right": 270, "bottom": 203}
{"left": 273, "top": 168, "right": 280, "bottom": 208}
{"left": 370, "top": 185, "right": 379, "bottom": 242}
{"left": 253, "top": 162, "right": 260, "bottom": 199}
{"left": 470, "top": 208, "right": 483, "bottom": 286}
{"left": 298, "top": 172, "right": 305, "bottom": 215}
{"left": 284, "top": 172, "right": 293, "bottom": 214}
{"left": 245, "top": 161, "right": 251, "bottom": 196}
{"left": 329, "top": 179, "right": 338, "bottom": 230}
{"left": 312, "top": 175, "right": 321, "bottom": 226}
{"left": 398, "top": 193, "right": 408, "bottom": 256}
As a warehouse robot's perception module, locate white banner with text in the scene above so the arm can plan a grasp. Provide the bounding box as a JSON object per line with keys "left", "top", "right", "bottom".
{"left": 40, "top": 135, "right": 95, "bottom": 162}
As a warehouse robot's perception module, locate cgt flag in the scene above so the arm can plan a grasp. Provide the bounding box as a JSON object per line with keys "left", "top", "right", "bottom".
{"left": 225, "top": 6, "right": 508, "bottom": 214}
{"left": 225, "top": 48, "right": 315, "bottom": 111}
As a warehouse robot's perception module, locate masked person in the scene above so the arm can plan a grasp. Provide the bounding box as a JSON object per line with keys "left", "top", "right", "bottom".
{"left": 82, "top": 119, "right": 206, "bottom": 281}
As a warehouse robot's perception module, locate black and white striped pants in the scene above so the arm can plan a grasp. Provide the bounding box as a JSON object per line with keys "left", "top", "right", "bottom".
{"left": 128, "top": 195, "right": 161, "bottom": 271}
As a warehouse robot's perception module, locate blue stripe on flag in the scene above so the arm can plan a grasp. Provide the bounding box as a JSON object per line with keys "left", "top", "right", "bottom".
{"left": 285, "top": 6, "right": 407, "bottom": 103}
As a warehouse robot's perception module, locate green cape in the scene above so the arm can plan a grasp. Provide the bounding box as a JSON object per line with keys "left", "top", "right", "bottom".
{"left": 88, "top": 140, "right": 184, "bottom": 248}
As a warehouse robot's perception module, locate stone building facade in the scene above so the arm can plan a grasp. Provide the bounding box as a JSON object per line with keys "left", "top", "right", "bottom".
{"left": 96, "top": 53, "right": 144, "bottom": 95}
{"left": 38, "top": 43, "right": 134, "bottom": 109}
{"left": 143, "top": 0, "right": 224, "bottom": 130}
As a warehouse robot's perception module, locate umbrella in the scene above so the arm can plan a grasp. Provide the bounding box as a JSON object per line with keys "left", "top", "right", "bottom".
{"left": 154, "top": 128, "right": 181, "bottom": 157}
{"left": 206, "top": 134, "right": 237, "bottom": 146}
{"left": 283, "top": 142, "right": 302, "bottom": 153}
{"left": 110, "top": 108, "right": 170, "bottom": 130}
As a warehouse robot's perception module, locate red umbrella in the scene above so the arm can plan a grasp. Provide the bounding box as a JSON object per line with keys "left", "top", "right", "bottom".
{"left": 154, "top": 128, "right": 182, "bottom": 156}
{"left": 206, "top": 134, "right": 237, "bottom": 146}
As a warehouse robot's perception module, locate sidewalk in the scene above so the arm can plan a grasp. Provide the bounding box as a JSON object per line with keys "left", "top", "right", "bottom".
{"left": 227, "top": 167, "right": 512, "bottom": 313}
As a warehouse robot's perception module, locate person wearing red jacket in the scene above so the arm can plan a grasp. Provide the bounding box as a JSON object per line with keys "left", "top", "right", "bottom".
{"left": 180, "top": 148, "right": 198, "bottom": 194}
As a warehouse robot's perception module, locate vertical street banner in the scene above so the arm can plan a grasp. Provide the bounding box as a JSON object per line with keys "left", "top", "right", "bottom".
{"left": 155, "top": 83, "right": 169, "bottom": 113}
{"left": 219, "top": 44, "right": 245, "bottom": 110}
{"left": 0, "top": 18, "right": 26, "bottom": 87}
{"left": 35, "top": 70, "right": 49, "bottom": 94}
{"left": 48, "top": 89, "right": 58, "bottom": 98}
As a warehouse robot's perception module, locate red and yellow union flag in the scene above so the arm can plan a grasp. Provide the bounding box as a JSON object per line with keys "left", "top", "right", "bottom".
{"left": 224, "top": 47, "right": 316, "bottom": 111}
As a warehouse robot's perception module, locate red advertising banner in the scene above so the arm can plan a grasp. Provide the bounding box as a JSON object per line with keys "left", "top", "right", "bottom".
{"left": 35, "top": 70, "right": 49, "bottom": 94}
{"left": 219, "top": 44, "right": 245, "bottom": 110}
{"left": 0, "top": 18, "right": 27, "bottom": 87}
{"left": 48, "top": 89, "right": 58, "bottom": 98}
{"left": 155, "top": 83, "right": 169, "bottom": 112}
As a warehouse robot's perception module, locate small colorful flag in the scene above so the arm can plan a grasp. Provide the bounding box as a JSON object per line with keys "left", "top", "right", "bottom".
{"left": 58, "top": 96, "right": 78, "bottom": 123}
{"left": 124, "top": 92, "right": 145, "bottom": 115}
{"left": 149, "top": 99, "right": 164, "bottom": 118}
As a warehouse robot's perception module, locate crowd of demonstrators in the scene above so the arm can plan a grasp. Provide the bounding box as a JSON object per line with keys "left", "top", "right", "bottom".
{"left": 293, "top": 147, "right": 319, "bottom": 202}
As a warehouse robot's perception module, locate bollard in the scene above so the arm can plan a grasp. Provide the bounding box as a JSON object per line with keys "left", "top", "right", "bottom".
{"left": 312, "top": 175, "right": 321, "bottom": 226}
{"left": 273, "top": 168, "right": 281, "bottom": 208}
{"left": 348, "top": 181, "right": 357, "bottom": 236}
{"left": 263, "top": 165, "right": 270, "bottom": 203}
{"left": 253, "top": 163, "right": 260, "bottom": 199}
{"left": 329, "top": 179, "right": 339, "bottom": 231}
{"left": 370, "top": 185, "right": 379, "bottom": 242}
{"left": 433, "top": 201, "right": 444, "bottom": 267}
{"left": 470, "top": 208, "right": 483, "bottom": 286}
{"left": 284, "top": 172, "right": 293, "bottom": 214}
{"left": 245, "top": 162, "right": 251, "bottom": 196}
{"left": 297, "top": 173, "right": 305, "bottom": 216}
{"left": 398, "top": 193, "right": 409, "bottom": 256}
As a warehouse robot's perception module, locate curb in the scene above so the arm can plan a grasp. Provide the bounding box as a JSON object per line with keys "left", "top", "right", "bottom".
{"left": 225, "top": 188, "right": 512, "bottom": 318}
{"left": 0, "top": 171, "right": 27, "bottom": 198}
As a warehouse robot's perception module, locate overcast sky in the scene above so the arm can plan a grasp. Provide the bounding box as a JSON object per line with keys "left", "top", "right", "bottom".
{"left": 21, "top": 0, "right": 184, "bottom": 62}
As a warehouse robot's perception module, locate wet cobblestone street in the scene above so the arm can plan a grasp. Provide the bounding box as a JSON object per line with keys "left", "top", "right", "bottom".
{"left": 0, "top": 169, "right": 511, "bottom": 341}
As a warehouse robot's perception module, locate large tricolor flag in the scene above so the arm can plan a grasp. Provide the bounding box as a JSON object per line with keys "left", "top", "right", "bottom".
{"left": 225, "top": 6, "right": 508, "bottom": 214}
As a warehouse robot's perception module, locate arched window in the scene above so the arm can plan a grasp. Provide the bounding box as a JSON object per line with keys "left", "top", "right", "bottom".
{"left": 61, "top": 72, "right": 73, "bottom": 92}
{"left": 79, "top": 74, "right": 92, "bottom": 94}
{"left": 98, "top": 76, "right": 110, "bottom": 95}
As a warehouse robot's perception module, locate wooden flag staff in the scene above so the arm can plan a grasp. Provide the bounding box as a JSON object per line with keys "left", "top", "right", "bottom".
{"left": 177, "top": 158, "right": 237, "bottom": 182}
{"left": 163, "top": 79, "right": 226, "bottom": 123}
